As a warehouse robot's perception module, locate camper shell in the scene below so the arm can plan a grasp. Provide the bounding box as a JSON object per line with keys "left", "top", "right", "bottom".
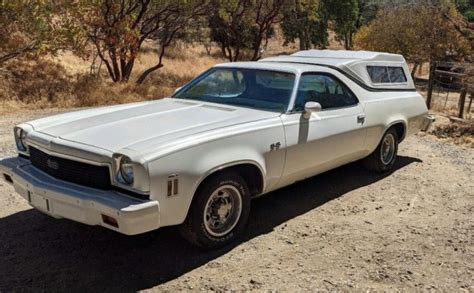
{"left": 260, "top": 50, "right": 415, "bottom": 91}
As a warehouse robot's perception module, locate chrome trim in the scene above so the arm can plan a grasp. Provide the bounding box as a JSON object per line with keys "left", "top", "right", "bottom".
{"left": 26, "top": 142, "right": 111, "bottom": 167}
{"left": 26, "top": 144, "right": 150, "bottom": 197}
{"left": 14, "top": 127, "right": 30, "bottom": 157}
{"left": 193, "top": 160, "right": 266, "bottom": 196}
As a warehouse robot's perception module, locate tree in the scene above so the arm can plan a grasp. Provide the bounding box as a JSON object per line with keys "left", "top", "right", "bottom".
{"left": 354, "top": 1, "right": 471, "bottom": 108}
{"left": 0, "top": 1, "right": 84, "bottom": 65}
{"left": 281, "top": 0, "right": 329, "bottom": 50}
{"left": 325, "top": 0, "right": 359, "bottom": 49}
{"left": 76, "top": 0, "right": 207, "bottom": 83}
{"left": 455, "top": 0, "right": 474, "bottom": 21}
{"left": 209, "top": 0, "right": 284, "bottom": 62}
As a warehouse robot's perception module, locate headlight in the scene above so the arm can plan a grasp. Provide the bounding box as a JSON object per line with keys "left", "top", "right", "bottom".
{"left": 115, "top": 155, "right": 134, "bottom": 185}
{"left": 14, "top": 127, "right": 28, "bottom": 153}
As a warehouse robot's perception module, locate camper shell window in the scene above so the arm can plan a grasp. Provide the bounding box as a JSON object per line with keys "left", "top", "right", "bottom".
{"left": 367, "top": 66, "right": 407, "bottom": 84}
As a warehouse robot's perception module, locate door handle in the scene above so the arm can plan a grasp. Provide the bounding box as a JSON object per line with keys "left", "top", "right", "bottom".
{"left": 357, "top": 114, "right": 366, "bottom": 124}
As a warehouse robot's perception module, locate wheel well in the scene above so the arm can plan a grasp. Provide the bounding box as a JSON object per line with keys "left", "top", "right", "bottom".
{"left": 198, "top": 164, "right": 264, "bottom": 197}
{"left": 389, "top": 122, "right": 406, "bottom": 142}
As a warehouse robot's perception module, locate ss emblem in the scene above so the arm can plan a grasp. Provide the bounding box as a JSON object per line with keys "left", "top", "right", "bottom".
{"left": 270, "top": 142, "right": 281, "bottom": 151}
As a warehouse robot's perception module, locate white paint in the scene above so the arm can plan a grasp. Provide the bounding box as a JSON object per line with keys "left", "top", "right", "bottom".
{"left": 0, "top": 50, "right": 433, "bottom": 235}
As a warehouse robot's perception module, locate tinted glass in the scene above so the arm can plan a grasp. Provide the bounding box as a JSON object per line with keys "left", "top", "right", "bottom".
{"left": 367, "top": 66, "right": 390, "bottom": 83}
{"left": 294, "top": 74, "right": 358, "bottom": 111}
{"left": 388, "top": 66, "right": 407, "bottom": 82}
{"left": 174, "top": 68, "right": 295, "bottom": 113}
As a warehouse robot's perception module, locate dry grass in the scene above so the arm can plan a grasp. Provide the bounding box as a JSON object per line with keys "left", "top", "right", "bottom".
{"left": 0, "top": 43, "right": 225, "bottom": 112}
{"left": 430, "top": 117, "right": 474, "bottom": 147}
{"left": 0, "top": 29, "right": 325, "bottom": 112}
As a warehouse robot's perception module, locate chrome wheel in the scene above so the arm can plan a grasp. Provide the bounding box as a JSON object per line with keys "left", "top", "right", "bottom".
{"left": 203, "top": 185, "right": 243, "bottom": 237}
{"left": 380, "top": 133, "right": 396, "bottom": 165}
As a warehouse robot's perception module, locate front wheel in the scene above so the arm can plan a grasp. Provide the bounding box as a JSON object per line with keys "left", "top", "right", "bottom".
{"left": 179, "top": 171, "right": 251, "bottom": 249}
{"left": 363, "top": 128, "right": 399, "bottom": 172}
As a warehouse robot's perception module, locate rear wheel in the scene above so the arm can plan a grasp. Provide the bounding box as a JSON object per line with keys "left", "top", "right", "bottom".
{"left": 363, "top": 128, "right": 399, "bottom": 172}
{"left": 179, "top": 171, "right": 251, "bottom": 249}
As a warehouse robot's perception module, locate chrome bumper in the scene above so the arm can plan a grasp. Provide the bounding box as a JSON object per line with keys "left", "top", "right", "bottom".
{"left": 0, "top": 156, "right": 160, "bottom": 235}
{"left": 421, "top": 114, "right": 435, "bottom": 132}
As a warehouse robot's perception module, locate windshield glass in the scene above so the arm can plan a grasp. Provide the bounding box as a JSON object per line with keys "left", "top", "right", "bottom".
{"left": 173, "top": 68, "right": 295, "bottom": 112}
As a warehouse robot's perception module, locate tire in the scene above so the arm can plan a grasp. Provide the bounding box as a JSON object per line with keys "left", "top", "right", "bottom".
{"left": 363, "top": 128, "right": 399, "bottom": 173}
{"left": 179, "top": 171, "right": 251, "bottom": 249}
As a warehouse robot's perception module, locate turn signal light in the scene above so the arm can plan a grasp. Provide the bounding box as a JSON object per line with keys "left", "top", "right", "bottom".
{"left": 101, "top": 214, "right": 119, "bottom": 228}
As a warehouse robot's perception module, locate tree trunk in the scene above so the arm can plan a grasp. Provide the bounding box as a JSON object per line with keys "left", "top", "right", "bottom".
{"left": 251, "top": 32, "right": 264, "bottom": 61}
{"left": 344, "top": 35, "right": 350, "bottom": 50}
{"left": 136, "top": 40, "right": 170, "bottom": 84}
{"left": 411, "top": 63, "right": 419, "bottom": 79}
{"left": 467, "top": 93, "right": 473, "bottom": 113}
{"left": 122, "top": 57, "right": 135, "bottom": 82}
{"left": 136, "top": 63, "right": 163, "bottom": 84}
{"left": 299, "top": 38, "right": 305, "bottom": 50}
{"left": 299, "top": 31, "right": 307, "bottom": 50}
{"left": 426, "top": 61, "right": 436, "bottom": 109}
{"left": 109, "top": 49, "right": 121, "bottom": 82}
{"left": 0, "top": 42, "right": 38, "bottom": 64}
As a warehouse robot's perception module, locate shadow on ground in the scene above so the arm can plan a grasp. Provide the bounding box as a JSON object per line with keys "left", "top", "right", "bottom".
{"left": 0, "top": 156, "right": 421, "bottom": 291}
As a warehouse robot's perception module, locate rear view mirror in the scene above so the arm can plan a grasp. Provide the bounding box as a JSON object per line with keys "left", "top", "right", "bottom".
{"left": 303, "top": 101, "right": 322, "bottom": 119}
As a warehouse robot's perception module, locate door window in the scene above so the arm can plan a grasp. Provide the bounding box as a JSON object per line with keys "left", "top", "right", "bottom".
{"left": 294, "top": 74, "right": 359, "bottom": 111}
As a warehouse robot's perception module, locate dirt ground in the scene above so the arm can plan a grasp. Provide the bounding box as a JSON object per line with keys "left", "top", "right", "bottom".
{"left": 0, "top": 110, "right": 472, "bottom": 291}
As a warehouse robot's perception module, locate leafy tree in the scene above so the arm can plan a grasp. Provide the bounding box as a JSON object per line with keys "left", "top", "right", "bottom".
{"left": 455, "top": 0, "right": 474, "bottom": 21}
{"left": 354, "top": 1, "right": 471, "bottom": 108}
{"left": 355, "top": 2, "right": 470, "bottom": 65}
{"left": 209, "top": 0, "right": 284, "bottom": 62}
{"left": 0, "top": 0, "right": 84, "bottom": 65}
{"left": 281, "top": 0, "right": 329, "bottom": 50}
{"left": 325, "top": 0, "right": 360, "bottom": 49}
{"left": 76, "top": 0, "right": 207, "bottom": 83}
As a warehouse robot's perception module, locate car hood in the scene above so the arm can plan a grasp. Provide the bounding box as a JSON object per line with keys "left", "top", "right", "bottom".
{"left": 26, "top": 98, "right": 280, "bottom": 153}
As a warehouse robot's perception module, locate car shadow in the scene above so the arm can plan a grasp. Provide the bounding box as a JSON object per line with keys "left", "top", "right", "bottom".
{"left": 0, "top": 156, "right": 421, "bottom": 291}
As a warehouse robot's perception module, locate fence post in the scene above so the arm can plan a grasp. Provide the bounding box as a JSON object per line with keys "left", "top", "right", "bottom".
{"left": 467, "top": 93, "right": 473, "bottom": 113}
{"left": 426, "top": 61, "right": 436, "bottom": 109}
{"left": 458, "top": 88, "right": 467, "bottom": 119}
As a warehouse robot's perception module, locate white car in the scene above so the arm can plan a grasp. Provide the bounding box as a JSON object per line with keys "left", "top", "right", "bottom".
{"left": 0, "top": 50, "right": 433, "bottom": 248}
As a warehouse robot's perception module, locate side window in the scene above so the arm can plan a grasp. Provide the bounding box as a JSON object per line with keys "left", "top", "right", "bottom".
{"left": 388, "top": 66, "right": 407, "bottom": 82}
{"left": 295, "top": 74, "right": 359, "bottom": 111}
{"left": 367, "top": 66, "right": 407, "bottom": 83}
{"left": 367, "top": 66, "right": 390, "bottom": 83}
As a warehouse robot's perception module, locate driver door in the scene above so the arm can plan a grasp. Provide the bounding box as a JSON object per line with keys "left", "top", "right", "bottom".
{"left": 278, "top": 73, "right": 367, "bottom": 187}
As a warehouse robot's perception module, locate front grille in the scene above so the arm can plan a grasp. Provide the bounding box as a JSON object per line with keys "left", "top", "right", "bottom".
{"left": 29, "top": 147, "right": 111, "bottom": 190}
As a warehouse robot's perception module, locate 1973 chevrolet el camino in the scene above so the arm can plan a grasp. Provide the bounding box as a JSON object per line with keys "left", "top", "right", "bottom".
{"left": 0, "top": 50, "right": 434, "bottom": 248}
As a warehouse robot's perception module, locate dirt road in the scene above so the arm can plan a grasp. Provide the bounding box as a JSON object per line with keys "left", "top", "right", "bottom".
{"left": 0, "top": 110, "right": 472, "bottom": 291}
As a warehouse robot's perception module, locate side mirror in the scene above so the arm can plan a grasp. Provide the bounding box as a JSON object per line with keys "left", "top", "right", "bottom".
{"left": 174, "top": 86, "right": 182, "bottom": 94}
{"left": 303, "top": 101, "right": 321, "bottom": 119}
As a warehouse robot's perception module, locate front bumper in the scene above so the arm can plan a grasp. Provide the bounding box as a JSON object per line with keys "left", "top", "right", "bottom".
{"left": 0, "top": 156, "right": 160, "bottom": 235}
{"left": 421, "top": 114, "right": 435, "bottom": 132}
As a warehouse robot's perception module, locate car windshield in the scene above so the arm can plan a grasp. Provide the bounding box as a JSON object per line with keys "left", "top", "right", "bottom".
{"left": 173, "top": 68, "right": 295, "bottom": 112}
